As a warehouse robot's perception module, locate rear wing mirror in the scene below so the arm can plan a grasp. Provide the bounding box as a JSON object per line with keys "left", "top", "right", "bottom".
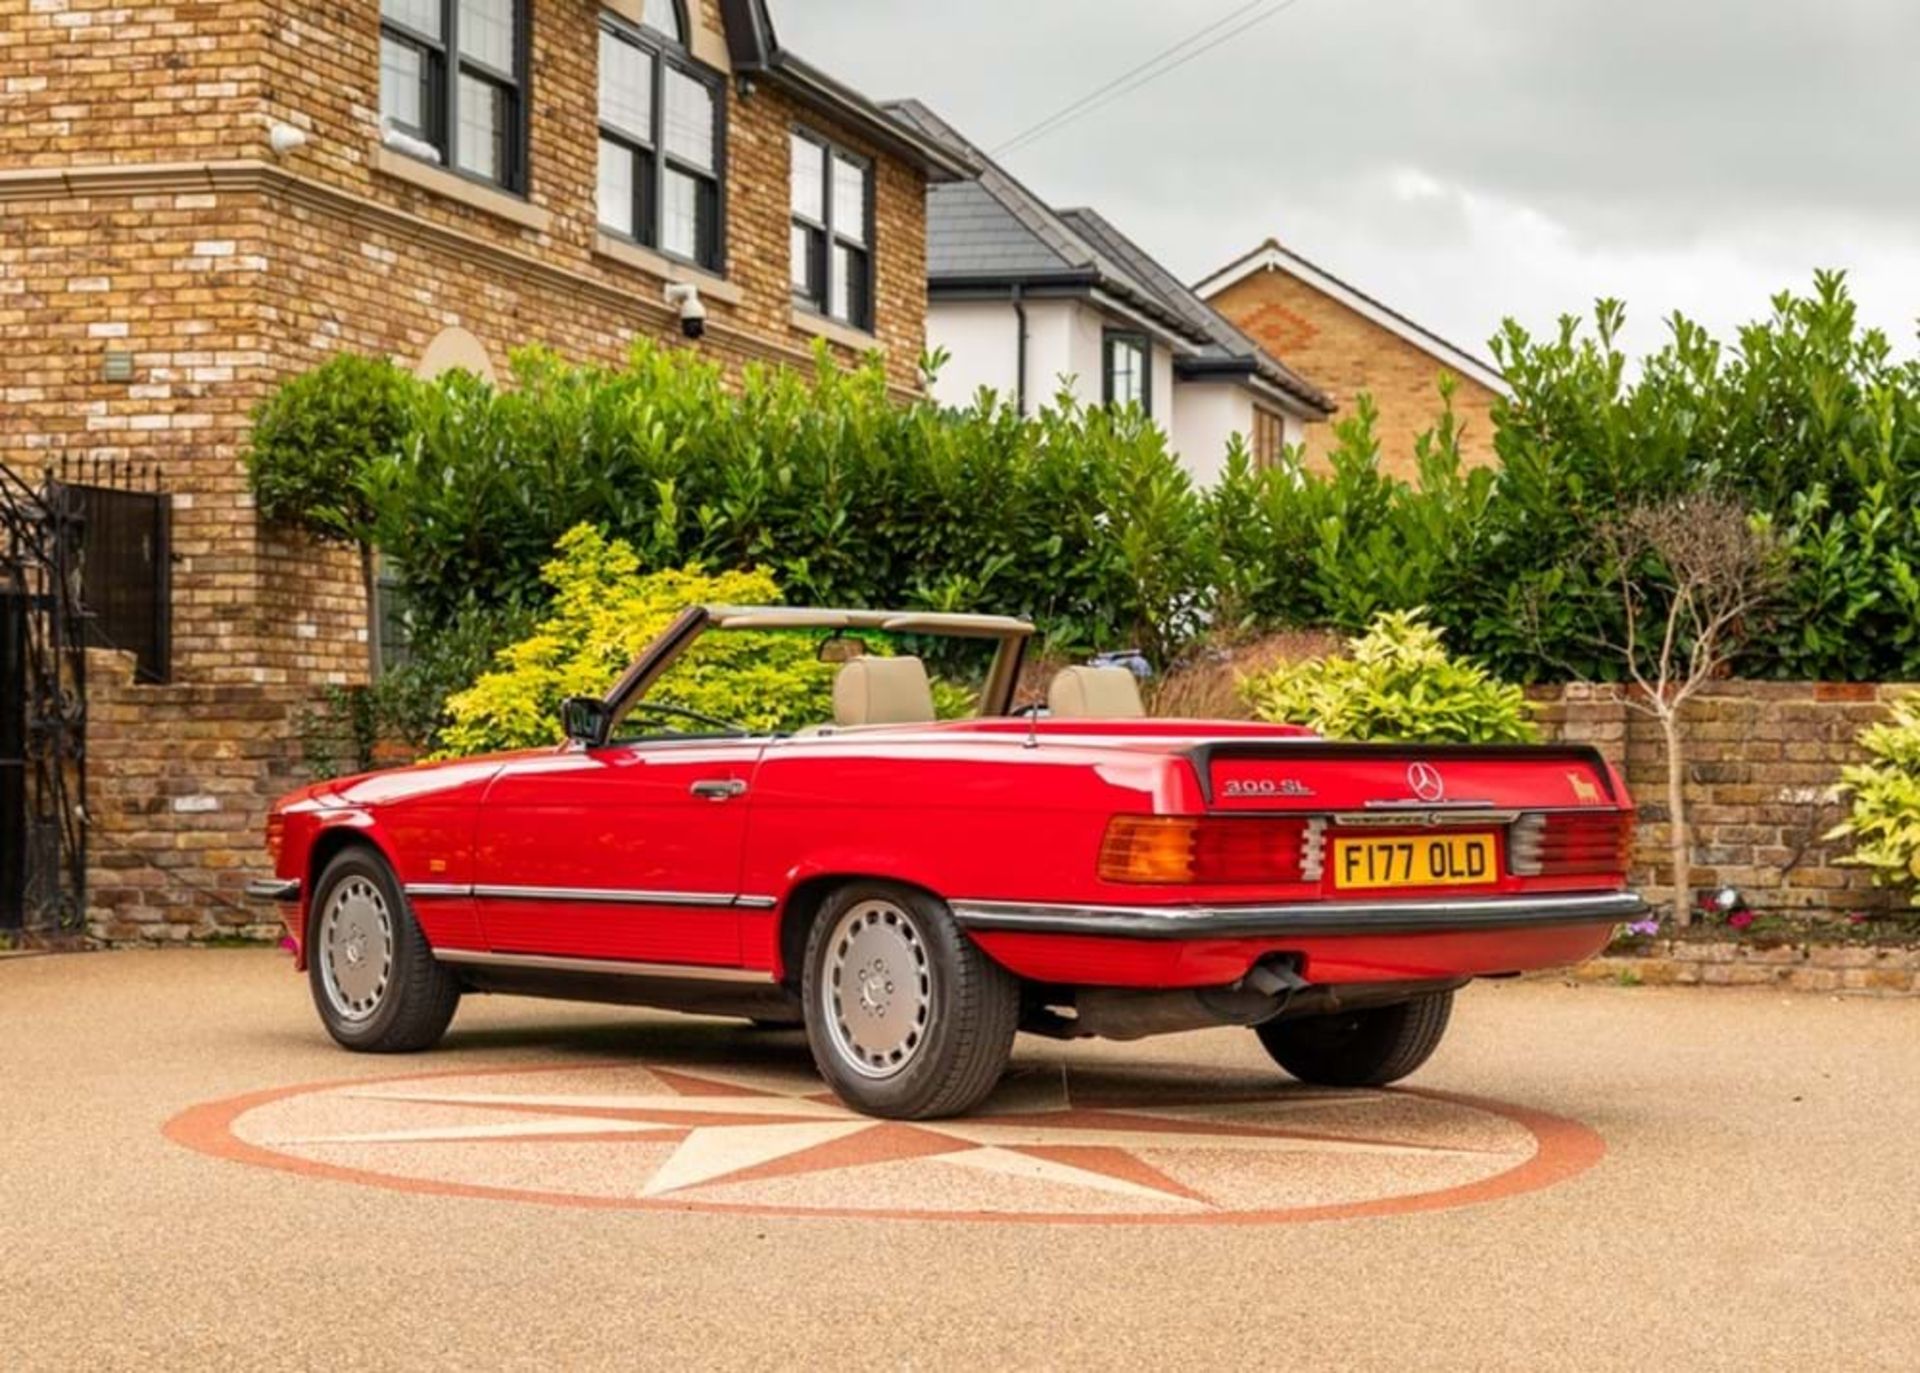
{"left": 561, "top": 696, "right": 613, "bottom": 749}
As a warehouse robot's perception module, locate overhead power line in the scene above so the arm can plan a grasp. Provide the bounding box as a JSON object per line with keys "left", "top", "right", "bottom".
{"left": 989, "top": 0, "right": 1273, "bottom": 155}
{"left": 990, "top": 0, "right": 1305, "bottom": 157}
{"left": 993, "top": 0, "right": 1309, "bottom": 159}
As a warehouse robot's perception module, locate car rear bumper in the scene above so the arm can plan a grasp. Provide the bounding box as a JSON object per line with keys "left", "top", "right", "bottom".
{"left": 949, "top": 890, "right": 1646, "bottom": 940}
{"left": 955, "top": 891, "right": 1643, "bottom": 988}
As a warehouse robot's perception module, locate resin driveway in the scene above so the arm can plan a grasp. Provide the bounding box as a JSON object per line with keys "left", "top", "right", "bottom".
{"left": 2, "top": 949, "right": 1916, "bottom": 1370}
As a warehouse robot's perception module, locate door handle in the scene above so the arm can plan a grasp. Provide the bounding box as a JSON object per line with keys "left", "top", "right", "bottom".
{"left": 690, "top": 778, "right": 748, "bottom": 801}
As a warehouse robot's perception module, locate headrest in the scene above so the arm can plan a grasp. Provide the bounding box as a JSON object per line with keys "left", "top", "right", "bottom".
{"left": 833, "top": 656, "right": 936, "bottom": 727}
{"left": 1048, "top": 665, "right": 1146, "bottom": 719}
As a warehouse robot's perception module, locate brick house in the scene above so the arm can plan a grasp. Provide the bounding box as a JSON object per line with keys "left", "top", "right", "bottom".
{"left": 1195, "top": 239, "right": 1510, "bottom": 477}
{"left": 885, "top": 103, "right": 1330, "bottom": 487}
{"left": 0, "top": 0, "right": 966, "bottom": 942}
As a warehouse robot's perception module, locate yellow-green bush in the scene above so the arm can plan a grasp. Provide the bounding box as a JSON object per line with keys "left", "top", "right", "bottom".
{"left": 436, "top": 525, "right": 835, "bottom": 757}
{"left": 1828, "top": 694, "right": 1920, "bottom": 886}
{"left": 1238, "top": 609, "right": 1536, "bottom": 743}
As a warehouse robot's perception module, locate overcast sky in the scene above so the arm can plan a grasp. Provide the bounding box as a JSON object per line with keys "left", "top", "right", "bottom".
{"left": 781, "top": 0, "right": 1920, "bottom": 366}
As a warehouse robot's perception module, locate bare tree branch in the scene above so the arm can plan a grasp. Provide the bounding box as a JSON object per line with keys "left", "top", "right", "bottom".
{"left": 1591, "top": 494, "right": 1784, "bottom": 923}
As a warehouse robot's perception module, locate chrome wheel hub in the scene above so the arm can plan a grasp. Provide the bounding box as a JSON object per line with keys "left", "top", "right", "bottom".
{"left": 320, "top": 876, "right": 394, "bottom": 1023}
{"left": 823, "top": 900, "right": 933, "bottom": 1079}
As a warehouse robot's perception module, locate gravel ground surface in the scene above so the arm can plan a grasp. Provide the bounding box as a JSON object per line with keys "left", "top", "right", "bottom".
{"left": 3, "top": 949, "right": 1917, "bottom": 1371}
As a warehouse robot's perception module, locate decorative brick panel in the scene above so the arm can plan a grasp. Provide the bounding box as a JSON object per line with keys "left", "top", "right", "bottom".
{"left": 1206, "top": 267, "right": 1502, "bottom": 477}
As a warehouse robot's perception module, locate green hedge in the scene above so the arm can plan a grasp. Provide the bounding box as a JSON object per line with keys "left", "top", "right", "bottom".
{"left": 254, "top": 272, "right": 1920, "bottom": 716}
{"left": 362, "top": 347, "right": 1214, "bottom": 672}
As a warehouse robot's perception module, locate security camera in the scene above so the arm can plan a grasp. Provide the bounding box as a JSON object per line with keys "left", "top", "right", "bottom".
{"left": 665, "top": 282, "right": 707, "bottom": 340}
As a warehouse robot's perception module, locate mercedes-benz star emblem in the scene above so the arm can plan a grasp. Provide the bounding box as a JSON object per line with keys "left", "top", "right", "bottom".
{"left": 1407, "top": 762, "right": 1446, "bottom": 802}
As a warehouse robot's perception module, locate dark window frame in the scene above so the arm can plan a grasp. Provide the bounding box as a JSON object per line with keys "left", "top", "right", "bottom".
{"left": 1102, "top": 329, "right": 1152, "bottom": 416}
{"left": 790, "top": 126, "right": 875, "bottom": 333}
{"left": 596, "top": 4, "right": 727, "bottom": 274}
{"left": 379, "top": 0, "right": 531, "bottom": 195}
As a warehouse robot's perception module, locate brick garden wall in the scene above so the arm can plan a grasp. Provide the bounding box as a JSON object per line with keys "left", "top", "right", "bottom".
{"left": 1566, "top": 939, "right": 1920, "bottom": 996}
{"left": 1530, "top": 681, "right": 1914, "bottom": 920}
{"left": 84, "top": 650, "right": 318, "bottom": 944}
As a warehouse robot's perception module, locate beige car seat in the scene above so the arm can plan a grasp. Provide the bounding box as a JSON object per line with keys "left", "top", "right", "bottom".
{"left": 833, "top": 656, "right": 937, "bottom": 727}
{"left": 1047, "top": 665, "right": 1146, "bottom": 719}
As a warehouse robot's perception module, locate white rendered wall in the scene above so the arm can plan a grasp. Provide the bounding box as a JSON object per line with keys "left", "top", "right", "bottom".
{"left": 926, "top": 300, "right": 1023, "bottom": 409}
{"left": 1168, "top": 382, "right": 1255, "bottom": 486}
{"left": 930, "top": 295, "right": 1291, "bottom": 486}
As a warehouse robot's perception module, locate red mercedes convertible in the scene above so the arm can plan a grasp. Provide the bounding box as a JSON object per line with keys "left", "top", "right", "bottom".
{"left": 252, "top": 606, "right": 1643, "bottom": 1119}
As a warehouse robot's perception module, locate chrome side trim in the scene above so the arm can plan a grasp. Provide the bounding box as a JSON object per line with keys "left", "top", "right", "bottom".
{"left": 433, "top": 949, "right": 774, "bottom": 984}
{"left": 405, "top": 883, "right": 779, "bottom": 911}
{"left": 473, "top": 884, "right": 735, "bottom": 907}
{"left": 949, "top": 891, "right": 1648, "bottom": 940}
{"left": 245, "top": 878, "right": 301, "bottom": 903}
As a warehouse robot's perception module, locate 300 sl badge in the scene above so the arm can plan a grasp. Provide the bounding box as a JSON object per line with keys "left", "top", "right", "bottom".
{"left": 1223, "top": 778, "right": 1315, "bottom": 798}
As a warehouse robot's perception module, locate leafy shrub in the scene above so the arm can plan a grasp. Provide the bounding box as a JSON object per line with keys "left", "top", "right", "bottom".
{"left": 1238, "top": 610, "right": 1537, "bottom": 743}
{"left": 248, "top": 352, "right": 417, "bottom": 544}
{"left": 1828, "top": 694, "right": 1920, "bottom": 888}
{"left": 435, "top": 526, "right": 836, "bottom": 757}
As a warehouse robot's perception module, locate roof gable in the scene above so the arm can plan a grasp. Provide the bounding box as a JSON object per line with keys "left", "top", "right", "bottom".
{"left": 1195, "top": 239, "right": 1510, "bottom": 397}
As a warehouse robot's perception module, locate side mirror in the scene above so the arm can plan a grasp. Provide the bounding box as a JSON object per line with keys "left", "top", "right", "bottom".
{"left": 560, "top": 696, "right": 613, "bottom": 749}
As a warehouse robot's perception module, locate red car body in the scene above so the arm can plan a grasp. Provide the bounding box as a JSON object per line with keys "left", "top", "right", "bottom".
{"left": 254, "top": 605, "right": 1643, "bottom": 1116}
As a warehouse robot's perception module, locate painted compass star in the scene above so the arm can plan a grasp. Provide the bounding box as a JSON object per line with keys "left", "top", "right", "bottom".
{"left": 172, "top": 1061, "right": 1602, "bottom": 1223}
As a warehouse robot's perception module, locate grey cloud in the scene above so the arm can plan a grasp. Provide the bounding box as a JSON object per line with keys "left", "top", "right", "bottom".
{"left": 778, "top": 0, "right": 1920, "bottom": 355}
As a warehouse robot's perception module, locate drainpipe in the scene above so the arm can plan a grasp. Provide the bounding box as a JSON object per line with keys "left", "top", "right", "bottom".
{"left": 1011, "top": 284, "right": 1029, "bottom": 417}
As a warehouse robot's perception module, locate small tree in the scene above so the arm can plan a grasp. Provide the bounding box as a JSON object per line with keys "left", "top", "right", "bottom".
{"left": 247, "top": 353, "right": 418, "bottom": 678}
{"left": 1592, "top": 495, "right": 1782, "bottom": 924}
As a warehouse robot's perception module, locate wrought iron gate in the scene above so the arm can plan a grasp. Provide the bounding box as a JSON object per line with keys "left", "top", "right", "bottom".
{"left": 0, "top": 463, "right": 88, "bottom": 938}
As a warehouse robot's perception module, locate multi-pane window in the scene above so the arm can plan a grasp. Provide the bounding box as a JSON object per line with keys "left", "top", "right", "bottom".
{"left": 1103, "top": 330, "right": 1150, "bottom": 415}
{"left": 791, "top": 129, "right": 873, "bottom": 332}
{"left": 597, "top": 6, "right": 723, "bottom": 272}
{"left": 379, "top": 0, "right": 527, "bottom": 192}
{"left": 1252, "top": 407, "right": 1287, "bottom": 468}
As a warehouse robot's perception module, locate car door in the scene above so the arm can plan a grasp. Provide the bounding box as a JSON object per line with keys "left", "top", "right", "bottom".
{"left": 471, "top": 737, "right": 763, "bottom": 970}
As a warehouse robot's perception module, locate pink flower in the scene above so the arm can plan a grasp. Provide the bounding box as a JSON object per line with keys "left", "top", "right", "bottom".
{"left": 1727, "top": 911, "right": 1757, "bottom": 931}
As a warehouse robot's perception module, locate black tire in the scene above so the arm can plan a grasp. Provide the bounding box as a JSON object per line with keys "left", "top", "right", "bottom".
{"left": 307, "top": 846, "right": 461, "bottom": 1053}
{"left": 801, "top": 881, "right": 1019, "bottom": 1120}
{"left": 1254, "top": 990, "right": 1454, "bottom": 1087}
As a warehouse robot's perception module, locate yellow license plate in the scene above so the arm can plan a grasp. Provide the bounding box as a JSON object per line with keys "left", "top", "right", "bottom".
{"left": 1331, "top": 833, "right": 1498, "bottom": 890}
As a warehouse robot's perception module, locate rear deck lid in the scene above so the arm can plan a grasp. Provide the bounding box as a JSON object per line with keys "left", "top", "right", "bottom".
{"left": 1195, "top": 741, "right": 1619, "bottom": 813}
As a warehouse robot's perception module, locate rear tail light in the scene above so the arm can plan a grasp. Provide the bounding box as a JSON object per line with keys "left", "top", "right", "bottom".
{"left": 265, "top": 812, "right": 285, "bottom": 866}
{"left": 1099, "top": 816, "right": 1325, "bottom": 885}
{"left": 1508, "top": 811, "right": 1633, "bottom": 878}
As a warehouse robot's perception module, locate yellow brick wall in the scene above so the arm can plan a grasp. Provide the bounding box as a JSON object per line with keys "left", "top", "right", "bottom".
{"left": 0, "top": 0, "right": 934, "bottom": 941}
{"left": 1206, "top": 267, "right": 1503, "bottom": 478}
{"left": 1, "top": 0, "right": 931, "bottom": 687}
